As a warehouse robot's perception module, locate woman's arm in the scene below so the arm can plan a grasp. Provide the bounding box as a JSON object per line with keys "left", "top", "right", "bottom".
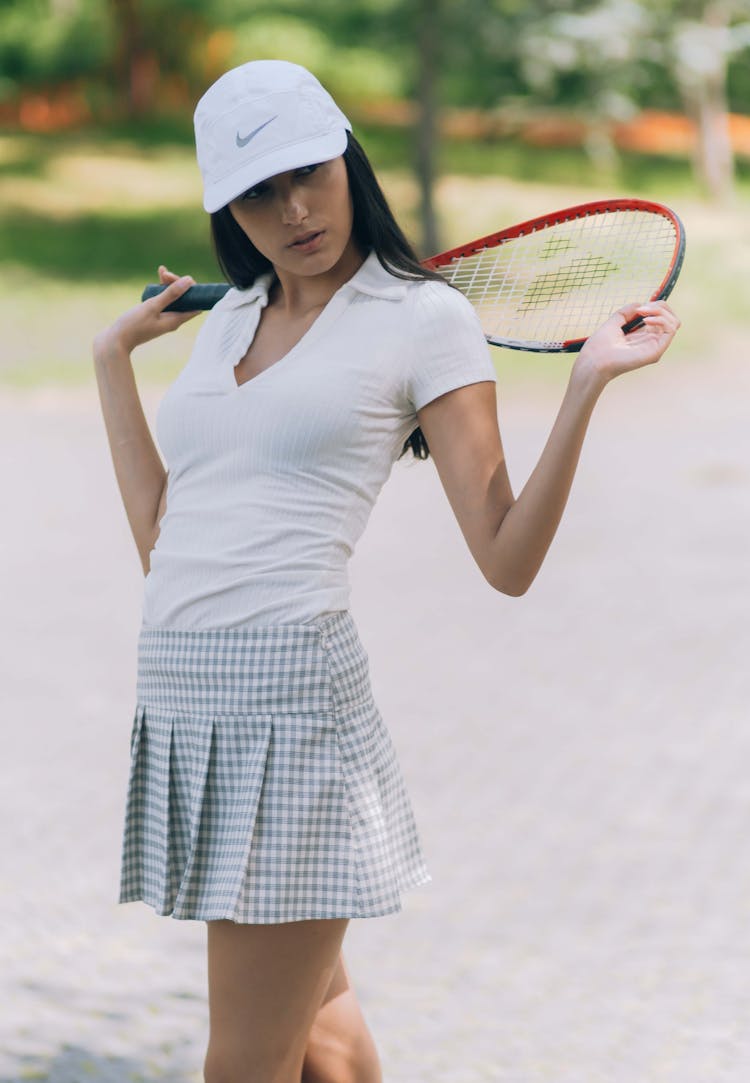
{"left": 416, "top": 301, "right": 681, "bottom": 596}
{"left": 93, "top": 269, "right": 198, "bottom": 574}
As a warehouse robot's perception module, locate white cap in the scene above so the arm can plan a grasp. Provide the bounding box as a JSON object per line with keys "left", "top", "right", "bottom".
{"left": 194, "top": 60, "right": 352, "bottom": 213}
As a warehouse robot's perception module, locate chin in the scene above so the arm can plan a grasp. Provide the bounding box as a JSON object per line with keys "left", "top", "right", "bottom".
{"left": 285, "top": 245, "right": 345, "bottom": 274}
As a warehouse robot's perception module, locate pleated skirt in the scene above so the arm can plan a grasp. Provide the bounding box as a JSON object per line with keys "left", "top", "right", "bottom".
{"left": 118, "top": 611, "right": 430, "bottom": 923}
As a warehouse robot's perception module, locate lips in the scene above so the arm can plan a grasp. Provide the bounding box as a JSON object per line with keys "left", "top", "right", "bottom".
{"left": 288, "top": 230, "right": 324, "bottom": 248}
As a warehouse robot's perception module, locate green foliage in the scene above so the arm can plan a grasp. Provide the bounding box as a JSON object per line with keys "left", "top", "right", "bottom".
{"left": 228, "top": 14, "right": 405, "bottom": 101}
{"left": 0, "top": 206, "right": 215, "bottom": 282}
{"left": 0, "top": 0, "right": 112, "bottom": 96}
{"left": 111, "top": 0, "right": 223, "bottom": 85}
{"left": 728, "top": 44, "right": 750, "bottom": 109}
{"left": 437, "top": 0, "right": 572, "bottom": 107}
{"left": 1, "top": 0, "right": 750, "bottom": 116}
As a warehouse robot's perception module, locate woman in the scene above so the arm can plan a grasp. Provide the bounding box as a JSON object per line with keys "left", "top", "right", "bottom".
{"left": 93, "top": 60, "right": 679, "bottom": 1083}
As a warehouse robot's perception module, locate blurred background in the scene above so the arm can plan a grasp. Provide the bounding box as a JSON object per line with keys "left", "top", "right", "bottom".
{"left": 0, "top": 0, "right": 748, "bottom": 386}
{"left": 2, "top": 5, "right": 750, "bottom": 1082}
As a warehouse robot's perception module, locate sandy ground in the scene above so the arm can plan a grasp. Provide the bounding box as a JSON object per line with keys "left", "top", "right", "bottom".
{"left": 1, "top": 348, "right": 749, "bottom": 1082}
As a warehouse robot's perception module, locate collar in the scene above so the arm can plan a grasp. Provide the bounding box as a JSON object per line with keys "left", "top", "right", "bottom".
{"left": 343, "top": 250, "right": 408, "bottom": 301}
{"left": 216, "top": 273, "right": 274, "bottom": 312}
{"left": 217, "top": 249, "right": 408, "bottom": 311}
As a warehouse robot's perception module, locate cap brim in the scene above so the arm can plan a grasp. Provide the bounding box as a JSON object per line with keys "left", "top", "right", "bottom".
{"left": 202, "top": 129, "right": 348, "bottom": 213}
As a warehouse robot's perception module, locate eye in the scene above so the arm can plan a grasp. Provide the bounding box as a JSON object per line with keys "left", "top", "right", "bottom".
{"left": 295, "top": 163, "right": 320, "bottom": 178}
{"left": 240, "top": 182, "right": 268, "bottom": 201}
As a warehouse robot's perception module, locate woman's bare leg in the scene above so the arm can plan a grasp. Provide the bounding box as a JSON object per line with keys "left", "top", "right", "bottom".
{"left": 204, "top": 917, "right": 348, "bottom": 1083}
{"left": 302, "top": 954, "right": 382, "bottom": 1083}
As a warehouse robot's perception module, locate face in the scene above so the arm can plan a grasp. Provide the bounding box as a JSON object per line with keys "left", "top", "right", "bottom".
{"left": 228, "top": 156, "right": 358, "bottom": 280}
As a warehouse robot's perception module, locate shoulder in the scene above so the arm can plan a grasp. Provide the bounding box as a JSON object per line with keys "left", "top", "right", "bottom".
{"left": 402, "top": 278, "right": 495, "bottom": 412}
{"left": 407, "top": 276, "right": 478, "bottom": 321}
{"left": 404, "top": 277, "right": 486, "bottom": 351}
{"left": 351, "top": 254, "right": 480, "bottom": 330}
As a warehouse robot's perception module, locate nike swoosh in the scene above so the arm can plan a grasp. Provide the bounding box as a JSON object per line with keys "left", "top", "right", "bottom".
{"left": 236, "top": 115, "right": 278, "bottom": 148}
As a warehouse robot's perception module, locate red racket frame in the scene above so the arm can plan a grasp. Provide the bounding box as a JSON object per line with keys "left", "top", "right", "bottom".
{"left": 423, "top": 198, "right": 686, "bottom": 351}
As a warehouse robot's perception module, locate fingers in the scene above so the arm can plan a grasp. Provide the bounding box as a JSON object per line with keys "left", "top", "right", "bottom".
{"left": 634, "top": 300, "right": 679, "bottom": 324}
{"left": 615, "top": 301, "right": 647, "bottom": 322}
{"left": 616, "top": 300, "right": 680, "bottom": 329}
{"left": 614, "top": 301, "right": 680, "bottom": 349}
{"left": 638, "top": 313, "right": 676, "bottom": 335}
{"left": 578, "top": 297, "right": 681, "bottom": 381}
{"left": 147, "top": 274, "right": 196, "bottom": 313}
{"left": 158, "top": 264, "right": 181, "bottom": 284}
{"left": 636, "top": 306, "right": 681, "bottom": 340}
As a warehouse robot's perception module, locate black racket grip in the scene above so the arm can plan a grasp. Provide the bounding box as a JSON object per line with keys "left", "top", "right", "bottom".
{"left": 141, "top": 283, "right": 231, "bottom": 311}
{"left": 621, "top": 314, "right": 645, "bottom": 335}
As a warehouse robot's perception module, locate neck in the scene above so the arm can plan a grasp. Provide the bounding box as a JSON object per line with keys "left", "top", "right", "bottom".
{"left": 271, "top": 240, "right": 366, "bottom": 316}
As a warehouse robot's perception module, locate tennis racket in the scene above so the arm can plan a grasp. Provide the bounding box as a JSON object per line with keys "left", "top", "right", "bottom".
{"left": 142, "top": 198, "right": 685, "bottom": 353}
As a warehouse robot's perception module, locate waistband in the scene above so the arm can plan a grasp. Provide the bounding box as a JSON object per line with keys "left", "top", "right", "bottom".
{"left": 136, "top": 611, "right": 370, "bottom": 716}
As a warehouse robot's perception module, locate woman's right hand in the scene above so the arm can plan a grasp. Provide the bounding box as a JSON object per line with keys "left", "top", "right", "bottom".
{"left": 93, "top": 265, "right": 200, "bottom": 361}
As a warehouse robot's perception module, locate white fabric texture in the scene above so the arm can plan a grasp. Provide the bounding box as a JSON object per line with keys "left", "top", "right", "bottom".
{"left": 142, "top": 251, "right": 496, "bottom": 630}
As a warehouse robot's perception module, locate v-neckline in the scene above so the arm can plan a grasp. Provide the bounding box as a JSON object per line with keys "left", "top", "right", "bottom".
{"left": 234, "top": 307, "right": 320, "bottom": 389}
{"left": 230, "top": 281, "right": 348, "bottom": 391}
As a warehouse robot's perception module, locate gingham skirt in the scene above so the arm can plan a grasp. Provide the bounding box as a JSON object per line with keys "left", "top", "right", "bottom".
{"left": 118, "top": 611, "right": 430, "bottom": 923}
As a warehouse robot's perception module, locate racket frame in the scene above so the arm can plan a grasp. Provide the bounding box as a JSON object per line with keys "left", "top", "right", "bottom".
{"left": 423, "top": 198, "right": 686, "bottom": 352}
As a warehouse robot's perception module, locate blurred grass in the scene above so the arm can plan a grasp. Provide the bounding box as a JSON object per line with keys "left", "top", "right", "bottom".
{"left": 1, "top": 123, "right": 748, "bottom": 388}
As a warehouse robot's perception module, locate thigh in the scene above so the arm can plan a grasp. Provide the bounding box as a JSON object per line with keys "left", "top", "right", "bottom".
{"left": 205, "top": 917, "right": 348, "bottom": 1083}
{"left": 303, "top": 954, "right": 382, "bottom": 1083}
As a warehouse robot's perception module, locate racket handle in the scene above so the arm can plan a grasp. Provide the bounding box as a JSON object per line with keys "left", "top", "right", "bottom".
{"left": 141, "top": 283, "right": 231, "bottom": 311}
{"left": 621, "top": 314, "right": 645, "bottom": 335}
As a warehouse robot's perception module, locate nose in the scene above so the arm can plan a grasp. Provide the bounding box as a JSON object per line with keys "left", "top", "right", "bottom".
{"left": 280, "top": 186, "right": 307, "bottom": 225}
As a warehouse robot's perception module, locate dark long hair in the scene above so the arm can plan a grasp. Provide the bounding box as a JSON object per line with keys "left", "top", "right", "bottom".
{"left": 210, "top": 132, "right": 448, "bottom": 460}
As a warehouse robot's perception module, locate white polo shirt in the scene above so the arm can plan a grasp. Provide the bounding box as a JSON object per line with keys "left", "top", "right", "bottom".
{"left": 142, "top": 251, "right": 496, "bottom": 629}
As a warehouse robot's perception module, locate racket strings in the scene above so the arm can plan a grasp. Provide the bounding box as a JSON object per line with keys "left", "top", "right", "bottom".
{"left": 439, "top": 210, "right": 678, "bottom": 348}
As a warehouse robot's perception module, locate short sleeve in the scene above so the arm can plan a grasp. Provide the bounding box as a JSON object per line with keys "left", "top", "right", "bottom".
{"left": 404, "top": 280, "right": 496, "bottom": 412}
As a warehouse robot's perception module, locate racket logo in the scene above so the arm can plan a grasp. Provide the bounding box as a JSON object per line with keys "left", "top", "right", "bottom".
{"left": 539, "top": 237, "right": 575, "bottom": 259}
{"left": 236, "top": 115, "right": 278, "bottom": 148}
{"left": 521, "top": 256, "right": 619, "bottom": 311}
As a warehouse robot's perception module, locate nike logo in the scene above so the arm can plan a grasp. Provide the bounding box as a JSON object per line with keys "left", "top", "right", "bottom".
{"left": 236, "top": 115, "right": 278, "bottom": 148}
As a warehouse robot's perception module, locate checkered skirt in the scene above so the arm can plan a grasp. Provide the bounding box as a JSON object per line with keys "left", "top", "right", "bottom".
{"left": 118, "top": 611, "right": 430, "bottom": 923}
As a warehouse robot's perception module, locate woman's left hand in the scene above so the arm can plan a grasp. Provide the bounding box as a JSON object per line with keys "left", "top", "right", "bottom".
{"left": 574, "top": 300, "right": 681, "bottom": 387}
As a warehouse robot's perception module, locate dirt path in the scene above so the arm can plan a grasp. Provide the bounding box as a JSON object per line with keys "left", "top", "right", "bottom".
{"left": 1, "top": 352, "right": 749, "bottom": 1082}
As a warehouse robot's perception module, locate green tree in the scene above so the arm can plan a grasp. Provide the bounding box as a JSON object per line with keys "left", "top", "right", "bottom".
{"left": 662, "top": 0, "right": 750, "bottom": 201}
{"left": 109, "top": 0, "right": 225, "bottom": 118}
{"left": 491, "top": 0, "right": 750, "bottom": 201}
{"left": 415, "top": 0, "right": 440, "bottom": 254}
{"left": 0, "top": 0, "right": 111, "bottom": 102}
